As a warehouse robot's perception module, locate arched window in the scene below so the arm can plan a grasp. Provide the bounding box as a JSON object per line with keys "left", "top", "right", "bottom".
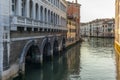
{"left": 48, "top": 10, "right": 50, "bottom": 23}
{"left": 58, "top": 0, "right": 59, "bottom": 7}
{"left": 21, "top": 0, "right": 26, "bottom": 16}
{"left": 51, "top": 12, "right": 53, "bottom": 24}
{"left": 40, "top": 6, "right": 43, "bottom": 21}
{"left": 35, "top": 3, "right": 39, "bottom": 20}
{"left": 44, "top": 8, "right": 47, "bottom": 22}
{"left": 54, "top": 13, "right": 55, "bottom": 25}
{"left": 12, "top": 0, "right": 17, "bottom": 15}
{"left": 55, "top": 14, "right": 57, "bottom": 25}
{"left": 54, "top": 0, "right": 56, "bottom": 5}
{"left": 29, "top": 0, "right": 33, "bottom": 18}
{"left": 51, "top": 0, "right": 53, "bottom": 4}
{"left": 58, "top": 16, "right": 59, "bottom": 25}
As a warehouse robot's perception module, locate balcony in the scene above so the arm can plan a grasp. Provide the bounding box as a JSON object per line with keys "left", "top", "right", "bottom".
{"left": 10, "top": 16, "right": 67, "bottom": 31}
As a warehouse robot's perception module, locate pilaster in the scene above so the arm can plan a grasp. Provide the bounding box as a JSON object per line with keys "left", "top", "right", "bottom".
{"left": 46, "top": 10, "right": 48, "bottom": 23}
{"left": 32, "top": 2, "right": 35, "bottom": 19}
{"left": 17, "top": 0, "right": 22, "bottom": 16}
{"left": 43, "top": 8, "right": 45, "bottom": 22}
{"left": 26, "top": 0, "right": 30, "bottom": 17}
{"left": 38, "top": 5, "right": 40, "bottom": 20}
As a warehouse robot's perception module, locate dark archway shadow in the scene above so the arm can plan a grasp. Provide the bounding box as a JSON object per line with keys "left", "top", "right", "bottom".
{"left": 43, "top": 42, "right": 52, "bottom": 62}
{"left": 53, "top": 40, "right": 59, "bottom": 56}
{"left": 62, "top": 37, "right": 66, "bottom": 51}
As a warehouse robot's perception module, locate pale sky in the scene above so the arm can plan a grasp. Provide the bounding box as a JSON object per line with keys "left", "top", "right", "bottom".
{"left": 67, "top": 0, "right": 115, "bottom": 22}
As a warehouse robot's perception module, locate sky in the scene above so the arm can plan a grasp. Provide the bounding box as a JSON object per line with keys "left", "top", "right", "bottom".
{"left": 67, "top": 0, "right": 115, "bottom": 22}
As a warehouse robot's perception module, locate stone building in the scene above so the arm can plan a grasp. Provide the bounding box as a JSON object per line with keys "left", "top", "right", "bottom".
{"left": 80, "top": 18, "right": 114, "bottom": 38}
{"left": 115, "top": 1, "right": 120, "bottom": 79}
{"left": 67, "top": 0, "right": 81, "bottom": 42}
{"left": 80, "top": 23, "right": 90, "bottom": 37}
{"left": 0, "top": 0, "right": 67, "bottom": 80}
{"left": 67, "top": 20, "right": 76, "bottom": 42}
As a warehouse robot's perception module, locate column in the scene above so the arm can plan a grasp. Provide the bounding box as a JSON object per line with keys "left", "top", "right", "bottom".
{"left": 55, "top": 15, "right": 57, "bottom": 25}
{"left": 48, "top": 11, "right": 50, "bottom": 24}
{"left": 38, "top": 6, "right": 40, "bottom": 20}
{"left": 58, "top": 0, "right": 60, "bottom": 8}
{"left": 42, "top": 8, "right": 45, "bottom": 28}
{"left": 32, "top": 2, "right": 35, "bottom": 19}
{"left": 43, "top": 8, "right": 45, "bottom": 22}
{"left": 49, "top": 11, "right": 51, "bottom": 24}
{"left": 17, "top": 0, "right": 22, "bottom": 16}
{"left": 58, "top": 16, "right": 59, "bottom": 25}
{"left": 57, "top": 15, "right": 58, "bottom": 25}
{"left": 26, "top": 0, "right": 30, "bottom": 17}
{"left": 39, "top": 6, "right": 42, "bottom": 21}
{"left": 46, "top": 10, "right": 48, "bottom": 23}
{"left": 0, "top": 25, "right": 3, "bottom": 73}
{"left": 50, "top": 12, "right": 53, "bottom": 24}
{"left": 59, "top": 16, "right": 61, "bottom": 26}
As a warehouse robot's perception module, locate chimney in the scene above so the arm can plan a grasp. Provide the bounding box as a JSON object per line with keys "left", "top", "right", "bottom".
{"left": 75, "top": 0, "right": 77, "bottom": 3}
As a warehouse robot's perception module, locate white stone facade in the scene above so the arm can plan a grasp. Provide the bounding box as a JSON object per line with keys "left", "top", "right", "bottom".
{"left": 0, "top": 0, "right": 67, "bottom": 79}
{"left": 10, "top": 0, "right": 67, "bottom": 31}
{"left": 80, "top": 18, "right": 114, "bottom": 38}
{"left": 0, "top": 0, "right": 10, "bottom": 77}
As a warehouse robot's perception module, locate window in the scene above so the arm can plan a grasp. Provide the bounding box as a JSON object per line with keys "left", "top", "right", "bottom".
{"left": 22, "top": 0, "right": 26, "bottom": 16}
{"left": 12, "top": 0, "right": 16, "bottom": 15}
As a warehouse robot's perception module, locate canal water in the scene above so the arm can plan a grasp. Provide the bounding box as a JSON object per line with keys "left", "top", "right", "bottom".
{"left": 14, "top": 38, "right": 116, "bottom": 80}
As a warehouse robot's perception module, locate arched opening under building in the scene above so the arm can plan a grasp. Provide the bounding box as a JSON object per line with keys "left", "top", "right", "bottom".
{"left": 62, "top": 38, "right": 66, "bottom": 50}
{"left": 43, "top": 42, "right": 52, "bottom": 61}
{"left": 25, "top": 45, "right": 41, "bottom": 75}
{"left": 25, "top": 45, "right": 40, "bottom": 64}
{"left": 53, "top": 40, "right": 59, "bottom": 56}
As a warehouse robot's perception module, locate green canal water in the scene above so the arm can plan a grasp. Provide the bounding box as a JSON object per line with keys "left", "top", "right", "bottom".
{"left": 14, "top": 38, "right": 116, "bottom": 80}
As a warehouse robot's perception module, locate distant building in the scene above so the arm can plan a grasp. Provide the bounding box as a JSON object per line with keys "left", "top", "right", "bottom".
{"left": 67, "top": 0, "right": 81, "bottom": 42}
{"left": 80, "top": 18, "right": 114, "bottom": 38}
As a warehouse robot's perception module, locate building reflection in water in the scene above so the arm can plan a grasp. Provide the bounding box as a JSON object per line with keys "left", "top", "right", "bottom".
{"left": 80, "top": 38, "right": 115, "bottom": 80}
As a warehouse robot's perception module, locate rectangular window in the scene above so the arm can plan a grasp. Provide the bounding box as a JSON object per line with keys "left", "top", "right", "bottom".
{"left": 12, "top": 0, "right": 16, "bottom": 15}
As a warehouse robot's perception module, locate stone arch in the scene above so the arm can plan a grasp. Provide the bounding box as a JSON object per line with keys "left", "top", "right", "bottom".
{"left": 62, "top": 37, "right": 66, "bottom": 50}
{"left": 53, "top": 37, "right": 59, "bottom": 55}
{"left": 59, "top": 37, "right": 66, "bottom": 51}
{"left": 19, "top": 40, "right": 40, "bottom": 71}
{"left": 41, "top": 37, "right": 52, "bottom": 61}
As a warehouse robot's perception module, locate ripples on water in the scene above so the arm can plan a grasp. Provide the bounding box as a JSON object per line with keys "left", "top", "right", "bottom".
{"left": 80, "top": 38, "right": 115, "bottom": 80}
{"left": 14, "top": 38, "right": 116, "bottom": 80}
